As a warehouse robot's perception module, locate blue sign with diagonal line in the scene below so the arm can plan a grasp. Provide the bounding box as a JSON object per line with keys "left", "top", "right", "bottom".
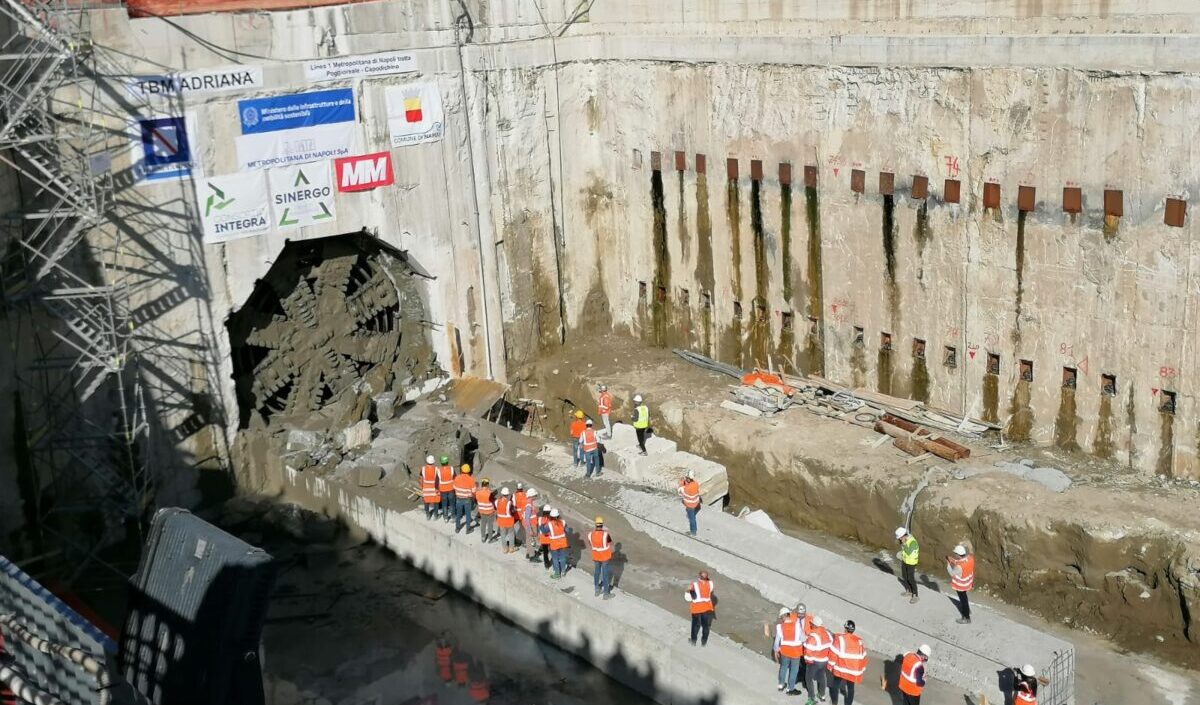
{"left": 139, "top": 116, "right": 192, "bottom": 181}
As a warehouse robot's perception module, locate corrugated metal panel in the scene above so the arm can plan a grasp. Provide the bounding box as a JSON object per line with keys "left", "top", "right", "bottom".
{"left": 0, "top": 554, "right": 116, "bottom": 704}
{"left": 118, "top": 509, "right": 274, "bottom": 705}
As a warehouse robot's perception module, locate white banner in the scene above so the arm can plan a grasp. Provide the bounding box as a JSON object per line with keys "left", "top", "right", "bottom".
{"left": 126, "top": 65, "right": 263, "bottom": 99}
{"left": 236, "top": 122, "right": 357, "bottom": 170}
{"left": 269, "top": 162, "right": 336, "bottom": 230}
{"left": 196, "top": 171, "right": 270, "bottom": 244}
{"left": 386, "top": 81, "right": 444, "bottom": 147}
{"left": 305, "top": 51, "right": 417, "bottom": 82}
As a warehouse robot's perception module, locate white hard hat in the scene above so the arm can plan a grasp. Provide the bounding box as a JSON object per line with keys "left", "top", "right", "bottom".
{"left": 550, "top": 508, "right": 560, "bottom": 518}
{"left": 811, "top": 616, "right": 823, "bottom": 627}
{"left": 1021, "top": 664, "right": 1035, "bottom": 677}
{"left": 778, "top": 607, "right": 789, "bottom": 617}
{"left": 586, "top": 419, "right": 593, "bottom": 426}
{"left": 795, "top": 603, "right": 807, "bottom": 613}
{"left": 527, "top": 488, "right": 538, "bottom": 498}
{"left": 517, "top": 482, "right": 524, "bottom": 489}
{"left": 954, "top": 544, "right": 967, "bottom": 556}
{"left": 686, "top": 470, "right": 696, "bottom": 479}
{"left": 542, "top": 504, "right": 551, "bottom": 512}
{"left": 634, "top": 394, "right": 643, "bottom": 402}
{"left": 500, "top": 487, "right": 510, "bottom": 496}
{"left": 426, "top": 455, "right": 435, "bottom": 464}
{"left": 918, "top": 644, "right": 932, "bottom": 657}
{"left": 895, "top": 527, "right": 908, "bottom": 539}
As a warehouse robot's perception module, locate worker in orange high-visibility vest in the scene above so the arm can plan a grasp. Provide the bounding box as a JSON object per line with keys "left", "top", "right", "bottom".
{"left": 453, "top": 464, "right": 477, "bottom": 534}
{"left": 542, "top": 508, "right": 569, "bottom": 579}
{"left": 579, "top": 419, "right": 601, "bottom": 478}
{"left": 946, "top": 544, "right": 975, "bottom": 624}
{"left": 828, "top": 620, "right": 866, "bottom": 705}
{"left": 569, "top": 409, "right": 587, "bottom": 466}
{"left": 453, "top": 653, "right": 469, "bottom": 687}
{"left": 677, "top": 470, "right": 701, "bottom": 536}
{"left": 434, "top": 633, "right": 454, "bottom": 683}
{"left": 535, "top": 504, "right": 552, "bottom": 569}
{"left": 475, "top": 478, "right": 496, "bottom": 543}
{"left": 421, "top": 455, "right": 440, "bottom": 519}
{"left": 597, "top": 384, "right": 613, "bottom": 439}
{"left": 496, "top": 487, "right": 518, "bottom": 553}
{"left": 803, "top": 616, "right": 833, "bottom": 704}
{"left": 467, "top": 659, "right": 490, "bottom": 703}
{"left": 437, "top": 455, "right": 455, "bottom": 522}
{"left": 589, "top": 516, "right": 614, "bottom": 598}
{"left": 1010, "top": 663, "right": 1047, "bottom": 705}
{"left": 897, "top": 644, "right": 931, "bottom": 705}
{"left": 773, "top": 607, "right": 804, "bottom": 694}
{"left": 685, "top": 570, "right": 716, "bottom": 646}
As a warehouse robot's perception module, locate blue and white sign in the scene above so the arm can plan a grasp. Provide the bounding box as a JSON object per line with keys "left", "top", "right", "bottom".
{"left": 236, "top": 88, "right": 358, "bottom": 170}
{"left": 139, "top": 116, "right": 192, "bottom": 181}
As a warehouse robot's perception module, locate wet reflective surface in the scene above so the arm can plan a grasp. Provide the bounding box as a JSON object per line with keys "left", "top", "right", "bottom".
{"left": 260, "top": 537, "right": 654, "bottom": 705}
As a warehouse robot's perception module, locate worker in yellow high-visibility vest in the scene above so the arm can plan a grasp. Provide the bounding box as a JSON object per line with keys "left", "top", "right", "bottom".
{"left": 632, "top": 394, "right": 650, "bottom": 455}
{"left": 895, "top": 527, "right": 920, "bottom": 603}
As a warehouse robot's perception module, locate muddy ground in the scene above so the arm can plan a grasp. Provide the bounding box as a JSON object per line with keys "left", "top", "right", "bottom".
{"left": 511, "top": 334, "right": 1200, "bottom": 669}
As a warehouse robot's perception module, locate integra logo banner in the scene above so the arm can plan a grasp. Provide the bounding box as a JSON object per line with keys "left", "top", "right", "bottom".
{"left": 268, "top": 163, "right": 337, "bottom": 231}
{"left": 195, "top": 171, "right": 270, "bottom": 244}
{"left": 126, "top": 65, "right": 264, "bottom": 98}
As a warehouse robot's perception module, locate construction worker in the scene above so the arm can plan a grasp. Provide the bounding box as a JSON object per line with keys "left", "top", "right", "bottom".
{"left": 536, "top": 504, "right": 553, "bottom": 569}
{"left": 677, "top": 470, "right": 701, "bottom": 536}
{"left": 803, "top": 615, "right": 832, "bottom": 704}
{"left": 435, "top": 634, "right": 453, "bottom": 683}
{"left": 569, "top": 409, "right": 587, "bottom": 466}
{"left": 437, "top": 455, "right": 455, "bottom": 522}
{"left": 895, "top": 526, "right": 920, "bottom": 603}
{"left": 590, "top": 516, "right": 613, "bottom": 597}
{"left": 475, "top": 478, "right": 496, "bottom": 543}
{"left": 421, "top": 455, "right": 440, "bottom": 519}
{"left": 828, "top": 620, "right": 866, "bottom": 705}
{"left": 521, "top": 488, "right": 540, "bottom": 560}
{"left": 684, "top": 570, "right": 716, "bottom": 646}
{"left": 793, "top": 602, "right": 814, "bottom": 688}
{"left": 467, "top": 659, "right": 490, "bottom": 703}
{"left": 543, "top": 508, "right": 569, "bottom": 579}
{"left": 773, "top": 606, "right": 804, "bottom": 693}
{"left": 580, "top": 419, "right": 601, "bottom": 478}
{"left": 453, "top": 464, "right": 477, "bottom": 534}
{"left": 496, "top": 488, "right": 517, "bottom": 553}
{"left": 632, "top": 394, "right": 650, "bottom": 455}
{"left": 946, "top": 544, "right": 975, "bottom": 624}
{"left": 597, "top": 384, "right": 613, "bottom": 438}
{"left": 1011, "top": 663, "right": 1046, "bottom": 705}
{"left": 897, "top": 644, "right": 931, "bottom": 705}
{"left": 513, "top": 482, "right": 528, "bottom": 526}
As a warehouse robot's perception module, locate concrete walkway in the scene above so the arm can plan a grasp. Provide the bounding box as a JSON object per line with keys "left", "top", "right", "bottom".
{"left": 280, "top": 402, "right": 1073, "bottom": 705}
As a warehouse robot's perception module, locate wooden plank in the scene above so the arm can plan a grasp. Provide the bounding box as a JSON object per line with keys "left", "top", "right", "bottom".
{"left": 882, "top": 414, "right": 971, "bottom": 459}
{"left": 850, "top": 388, "right": 923, "bottom": 411}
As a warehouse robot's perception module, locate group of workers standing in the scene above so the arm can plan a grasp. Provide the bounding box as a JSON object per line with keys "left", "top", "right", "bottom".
{"left": 418, "top": 454, "right": 617, "bottom": 596}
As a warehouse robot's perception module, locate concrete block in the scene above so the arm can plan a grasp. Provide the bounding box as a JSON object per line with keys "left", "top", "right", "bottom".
{"left": 356, "top": 464, "right": 384, "bottom": 487}
{"left": 607, "top": 423, "right": 677, "bottom": 455}
{"left": 721, "top": 399, "right": 763, "bottom": 417}
{"left": 339, "top": 420, "right": 373, "bottom": 450}
{"left": 285, "top": 428, "right": 322, "bottom": 452}
{"left": 606, "top": 447, "right": 728, "bottom": 505}
{"left": 372, "top": 391, "right": 398, "bottom": 421}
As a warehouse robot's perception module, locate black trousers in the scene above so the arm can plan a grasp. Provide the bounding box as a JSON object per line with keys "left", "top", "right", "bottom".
{"left": 901, "top": 693, "right": 921, "bottom": 705}
{"left": 689, "top": 612, "right": 712, "bottom": 644}
{"left": 539, "top": 544, "right": 551, "bottom": 568}
{"left": 902, "top": 563, "right": 918, "bottom": 595}
{"left": 956, "top": 590, "right": 971, "bottom": 619}
{"left": 830, "top": 675, "right": 856, "bottom": 705}
{"left": 635, "top": 426, "right": 648, "bottom": 452}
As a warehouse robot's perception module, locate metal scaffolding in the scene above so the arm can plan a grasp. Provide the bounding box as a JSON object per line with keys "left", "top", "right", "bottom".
{"left": 1, "top": 0, "right": 152, "bottom": 577}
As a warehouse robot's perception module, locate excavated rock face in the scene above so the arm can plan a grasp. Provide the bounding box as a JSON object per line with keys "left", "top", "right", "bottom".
{"left": 226, "top": 233, "right": 437, "bottom": 431}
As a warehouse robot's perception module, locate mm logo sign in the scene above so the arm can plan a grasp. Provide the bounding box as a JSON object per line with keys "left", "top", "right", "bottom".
{"left": 335, "top": 151, "right": 394, "bottom": 192}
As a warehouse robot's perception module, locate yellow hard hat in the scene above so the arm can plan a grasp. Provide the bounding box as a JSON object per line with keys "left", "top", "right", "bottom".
{"left": 594, "top": 516, "right": 604, "bottom": 525}
{"left": 575, "top": 410, "right": 584, "bottom": 419}
{"left": 460, "top": 464, "right": 472, "bottom": 474}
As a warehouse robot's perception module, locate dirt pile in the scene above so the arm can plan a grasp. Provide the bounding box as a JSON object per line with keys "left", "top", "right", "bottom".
{"left": 514, "top": 335, "right": 1200, "bottom": 668}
